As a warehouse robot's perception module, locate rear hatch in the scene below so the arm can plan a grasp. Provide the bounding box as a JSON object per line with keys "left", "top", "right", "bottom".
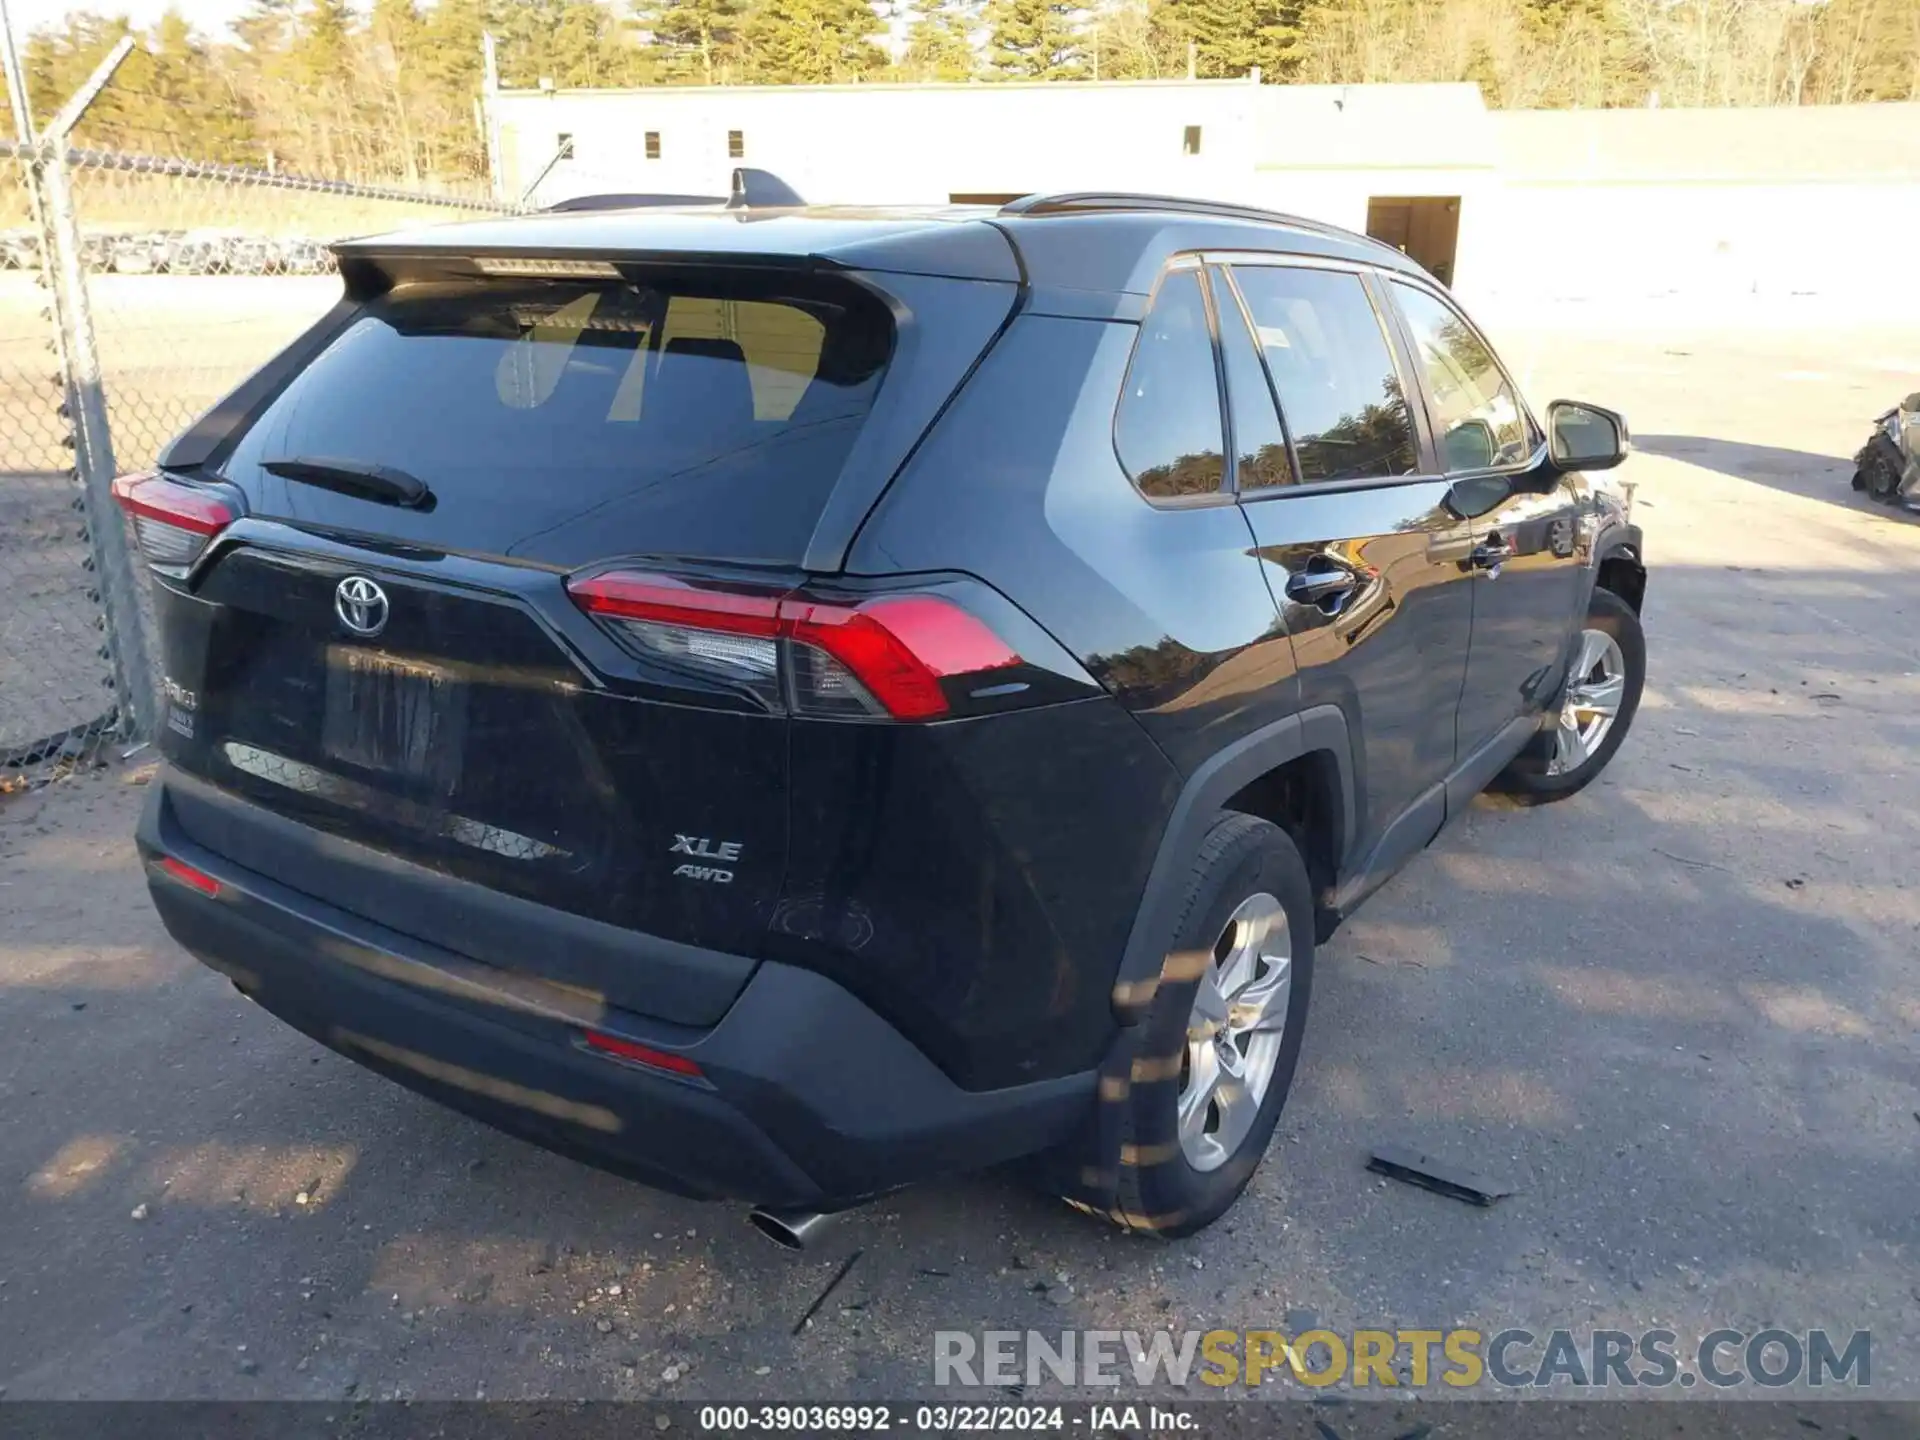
{"left": 147, "top": 266, "right": 910, "bottom": 1021}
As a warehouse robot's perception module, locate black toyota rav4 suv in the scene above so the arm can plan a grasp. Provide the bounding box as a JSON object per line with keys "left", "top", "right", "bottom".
{"left": 124, "top": 192, "right": 1646, "bottom": 1240}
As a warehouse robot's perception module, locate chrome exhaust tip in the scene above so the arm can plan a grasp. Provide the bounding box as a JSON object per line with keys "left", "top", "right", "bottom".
{"left": 747, "top": 1206, "right": 837, "bottom": 1251}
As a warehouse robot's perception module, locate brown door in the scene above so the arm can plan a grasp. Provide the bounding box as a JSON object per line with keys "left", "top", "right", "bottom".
{"left": 1366, "top": 197, "right": 1462, "bottom": 288}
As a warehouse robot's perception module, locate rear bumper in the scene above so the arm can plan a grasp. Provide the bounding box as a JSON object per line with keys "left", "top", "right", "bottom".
{"left": 137, "top": 778, "right": 1096, "bottom": 1208}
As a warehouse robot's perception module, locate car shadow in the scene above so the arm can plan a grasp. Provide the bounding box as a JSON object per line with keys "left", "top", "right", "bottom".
{"left": 1635, "top": 433, "right": 1894, "bottom": 514}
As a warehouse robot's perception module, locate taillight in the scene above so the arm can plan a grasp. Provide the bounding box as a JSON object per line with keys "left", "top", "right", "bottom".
{"left": 581, "top": 1030, "right": 704, "bottom": 1079}
{"left": 784, "top": 595, "right": 1018, "bottom": 720}
{"left": 568, "top": 571, "right": 1022, "bottom": 722}
{"left": 111, "top": 471, "right": 235, "bottom": 571}
{"left": 567, "top": 572, "right": 785, "bottom": 711}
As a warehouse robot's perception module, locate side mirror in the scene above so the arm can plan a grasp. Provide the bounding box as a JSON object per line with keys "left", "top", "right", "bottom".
{"left": 1548, "top": 400, "right": 1630, "bottom": 472}
{"left": 1443, "top": 418, "right": 1497, "bottom": 472}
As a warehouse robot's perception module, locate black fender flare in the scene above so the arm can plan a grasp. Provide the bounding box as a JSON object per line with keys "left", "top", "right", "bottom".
{"left": 1583, "top": 520, "right": 1647, "bottom": 616}
{"left": 1043, "top": 706, "right": 1356, "bottom": 1221}
{"left": 1593, "top": 522, "right": 1645, "bottom": 579}
{"left": 1109, "top": 704, "right": 1354, "bottom": 1027}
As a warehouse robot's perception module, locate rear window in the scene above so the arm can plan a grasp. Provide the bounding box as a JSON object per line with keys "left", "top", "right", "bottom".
{"left": 220, "top": 276, "right": 893, "bottom": 565}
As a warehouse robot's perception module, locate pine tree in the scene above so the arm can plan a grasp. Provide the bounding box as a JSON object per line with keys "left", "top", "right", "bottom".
{"left": 137, "top": 10, "right": 255, "bottom": 158}
{"left": 904, "top": 0, "right": 980, "bottom": 80}
{"left": 1815, "top": 0, "right": 1920, "bottom": 101}
{"left": 740, "top": 0, "right": 886, "bottom": 82}
{"left": 496, "top": 0, "right": 653, "bottom": 88}
{"left": 368, "top": 0, "right": 423, "bottom": 179}
{"left": 985, "top": 0, "right": 1083, "bottom": 77}
{"left": 22, "top": 12, "right": 137, "bottom": 145}
{"left": 641, "top": 0, "right": 748, "bottom": 82}
{"left": 293, "top": 0, "right": 355, "bottom": 88}
{"left": 233, "top": 0, "right": 300, "bottom": 56}
{"left": 1083, "top": 0, "right": 1180, "bottom": 79}
{"left": 1149, "top": 0, "right": 1311, "bottom": 79}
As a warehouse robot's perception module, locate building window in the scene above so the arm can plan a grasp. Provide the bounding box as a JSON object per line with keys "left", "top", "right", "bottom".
{"left": 728, "top": 130, "right": 745, "bottom": 159}
{"left": 1183, "top": 125, "right": 1202, "bottom": 156}
{"left": 556, "top": 132, "right": 574, "bottom": 160}
{"left": 645, "top": 131, "right": 661, "bottom": 160}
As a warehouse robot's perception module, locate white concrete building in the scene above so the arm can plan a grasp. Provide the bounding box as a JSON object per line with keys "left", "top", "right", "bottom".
{"left": 488, "top": 79, "right": 1920, "bottom": 319}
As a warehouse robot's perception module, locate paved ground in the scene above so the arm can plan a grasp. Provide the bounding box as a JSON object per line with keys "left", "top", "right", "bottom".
{"left": 2, "top": 317, "right": 1918, "bottom": 1406}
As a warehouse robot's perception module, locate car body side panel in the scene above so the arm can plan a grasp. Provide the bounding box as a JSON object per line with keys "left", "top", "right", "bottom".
{"left": 849, "top": 313, "right": 1301, "bottom": 775}
{"left": 1372, "top": 276, "right": 1589, "bottom": 758}
{"left": 774, "top": 698, "right": 1183, "bottom": 1090}
{"left": 1453, "top": 466, "right": 1592, "bottom": 751}
{"left": 1240, "top": 481, "right": 1477, "bottom": 865}
{"left": 1106, "top": 703, "right": 1353, "bottom": 1023}
{"left": 801, "top": 273, "right": 1021, "bottom": 572}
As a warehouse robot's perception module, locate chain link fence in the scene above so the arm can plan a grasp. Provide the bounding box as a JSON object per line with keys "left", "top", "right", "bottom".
{"left": 1, "top": 134, "right": 123, "bottom": 780}
{"left": 2, "top": 35, "right": 517, "bottom": 788}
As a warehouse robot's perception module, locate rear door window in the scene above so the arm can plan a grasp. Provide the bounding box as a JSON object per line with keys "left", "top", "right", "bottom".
{"left": 1207, "top": 266, "right": 1294, "bottom": 491}
{"left": 220, "top": 277, "right": 893, "bottom": 565}
{"left": 1391, "top": 280, "right": 1535, "bottom": 472}
{"left": 1113, "top": 268, "right": 1226, "bottom": 501}
{"left": 1228, "top": 265, "right": 1417, "bottom": 485}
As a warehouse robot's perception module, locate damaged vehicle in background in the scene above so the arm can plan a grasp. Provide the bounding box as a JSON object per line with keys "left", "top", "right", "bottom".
{"left": 1853, "top": 393, "right": 1920, "bottom": 512}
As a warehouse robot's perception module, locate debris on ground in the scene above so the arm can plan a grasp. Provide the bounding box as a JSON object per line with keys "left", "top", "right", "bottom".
{"left": 1653, "top": 847, "right": 1733, "bottom": 874}
{"left": 791, "top": 1248, "right": 863, "bottom": 1336}
{"left": 1368, "top": 1145, "right": 1514, "bottom": 1207}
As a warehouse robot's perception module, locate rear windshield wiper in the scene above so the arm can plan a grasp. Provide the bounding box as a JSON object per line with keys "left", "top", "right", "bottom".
{"left": 263, "top": 456, "right": 432, "bottom": 509}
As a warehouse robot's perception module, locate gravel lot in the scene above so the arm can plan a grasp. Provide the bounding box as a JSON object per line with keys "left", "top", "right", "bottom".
{"left": 2, "top": 313, "right": 1918, "bottom": 1408}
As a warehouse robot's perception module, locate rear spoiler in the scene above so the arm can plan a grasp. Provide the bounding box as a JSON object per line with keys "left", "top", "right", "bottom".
{"left": 541, "top": 168, "right": 804, "bottom": 214}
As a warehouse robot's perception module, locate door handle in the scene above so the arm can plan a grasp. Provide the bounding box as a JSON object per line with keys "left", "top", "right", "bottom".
{"left": 1286, "top": 565, "right": 1359, "bottom": 608}
{"left": 1469, "top": 537, "right": 1514, "bottom": 572}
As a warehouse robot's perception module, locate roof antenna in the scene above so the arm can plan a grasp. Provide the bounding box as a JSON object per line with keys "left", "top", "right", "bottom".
{"left": 728, "top": 168, "right": 806, "bottom": 209}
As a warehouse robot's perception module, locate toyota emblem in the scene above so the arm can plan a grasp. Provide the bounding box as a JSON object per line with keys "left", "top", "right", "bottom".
{"left": 334, "top": 575, "right": 390, "bottom": 638}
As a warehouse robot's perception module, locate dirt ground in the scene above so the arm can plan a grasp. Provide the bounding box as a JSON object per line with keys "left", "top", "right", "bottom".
{"left": 2, "top": 314, "right": 1918, "bottom": 1408}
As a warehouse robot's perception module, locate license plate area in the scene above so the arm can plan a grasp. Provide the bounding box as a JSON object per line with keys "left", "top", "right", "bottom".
{"left": 322, "top": 646, "right": 467, "bottom": 792}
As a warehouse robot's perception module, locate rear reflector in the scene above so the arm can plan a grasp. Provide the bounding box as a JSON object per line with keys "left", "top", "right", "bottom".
{"left": 581, "top": 1030, "right": 704, "bottom": 1078}
{"left": 568, "top": 570, "right": 1021, "bottom": 722}
{"left": 157, "top": 856, "right": 221, "bottom": 897}
{"left": 112, "top": 471, "right": 236, "bottom": 570}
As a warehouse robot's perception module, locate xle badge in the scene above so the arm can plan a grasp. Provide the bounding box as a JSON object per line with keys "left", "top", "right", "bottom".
{"left": 671, "top": 834, "right": 742, "bottom": 884}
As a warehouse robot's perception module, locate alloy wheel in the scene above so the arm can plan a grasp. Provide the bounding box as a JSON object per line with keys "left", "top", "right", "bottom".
{"left": 1549, "top": 627, "right": 1627, "bottom": 776}
{"left": 1177, "top": 892, "right": 1293, "bottom": 1172}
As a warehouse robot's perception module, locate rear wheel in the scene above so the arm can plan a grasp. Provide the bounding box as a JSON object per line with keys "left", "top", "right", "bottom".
{"left": 1497, "top": 586, "right": 1645, "bottom": 803}
{"left": 1092, "top": 813, "right": 1315, "bottom": 1238}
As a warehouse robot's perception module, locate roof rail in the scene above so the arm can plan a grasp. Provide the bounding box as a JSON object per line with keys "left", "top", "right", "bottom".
{"left": 999, "top": 191, "right": 1366, "bottom": 245}
{"left": 541, "top": 168, "right": 805, "bottom": 215}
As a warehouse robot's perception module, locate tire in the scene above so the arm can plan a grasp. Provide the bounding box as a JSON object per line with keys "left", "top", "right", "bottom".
{"left": 1496, "top": 585, "right": 1645, "bottom": 804}
{"left": 1093, "top": 813, "right": 1316, "bottom": 1239}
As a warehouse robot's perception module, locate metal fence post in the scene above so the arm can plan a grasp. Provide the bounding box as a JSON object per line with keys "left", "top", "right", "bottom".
{"left": 32, "top": 39, "right": 157, "bottom": 742}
